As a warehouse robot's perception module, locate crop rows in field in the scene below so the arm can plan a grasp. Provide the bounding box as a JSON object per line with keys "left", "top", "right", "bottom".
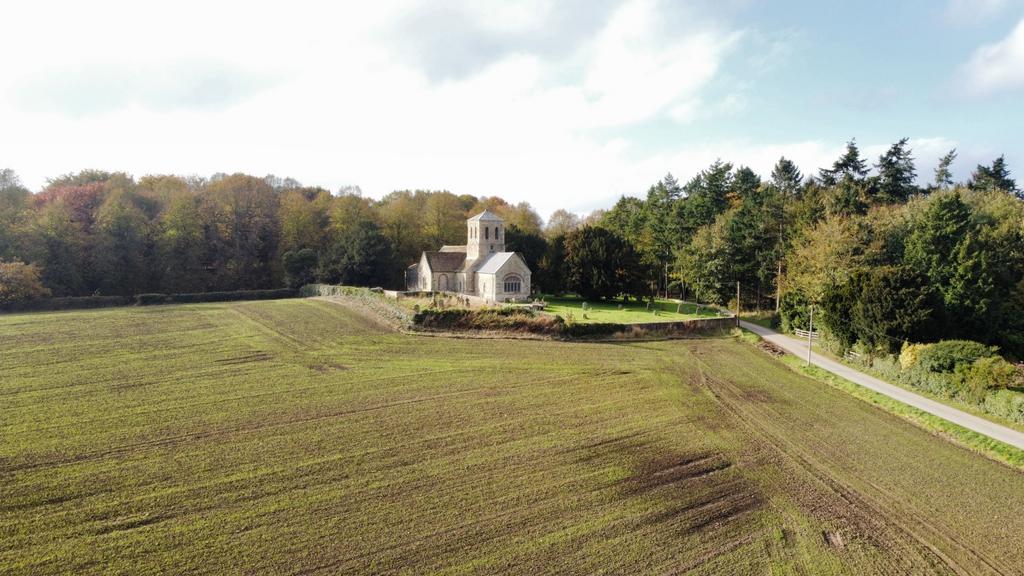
{"left": 1, "top": 299, "right": 1022, "bottom": 574}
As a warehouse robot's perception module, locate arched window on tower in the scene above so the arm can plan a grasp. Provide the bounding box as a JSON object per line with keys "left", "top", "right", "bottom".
{"left": 495, "top": 226, "right": 501, "bottom": 240}
{"left": 485, "top": 226, "right": 489, "bottom": 240}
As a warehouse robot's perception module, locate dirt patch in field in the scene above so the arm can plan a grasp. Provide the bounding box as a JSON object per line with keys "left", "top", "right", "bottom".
{"left": 629, "top": 452, "right": 734, "bottom": 493}
{"left": 622, "top": 448, "right": 765, "bottom": 538}
{"left": 739, "top": 388, "right": 777, "bottom": 404}
{"left": 308, "top": 361, "right": 348, "bottom": 373}
{"left": 757, "top": 341, "right": 787, "bottom": 357}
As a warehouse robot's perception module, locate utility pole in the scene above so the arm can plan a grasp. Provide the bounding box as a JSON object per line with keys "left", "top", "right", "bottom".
{"left": 735, "top": 281, "right": 741, "bottom": 327}
{"left": 775, "top": 261, "right": 782, "bottom": 312}
{"left": 806, "top": 304, "right": 814, "bottom": 366}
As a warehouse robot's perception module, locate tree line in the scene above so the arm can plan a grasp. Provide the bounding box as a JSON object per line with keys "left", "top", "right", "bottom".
{"left": 591, "top": 140, "right": 1022, "bottom": 358}
{"left": 0, "top": 169, "right": 551, "bottom": 298}
{"left": 1, "top": 141, "right": 1021, "bottom": 356}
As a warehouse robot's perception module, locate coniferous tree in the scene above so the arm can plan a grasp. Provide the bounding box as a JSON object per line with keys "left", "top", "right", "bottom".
{"left": 729, "top": 167, "right": 762, "bottom": 206}
{"left": 770, "top": 157, "right": 803, "bottom": 198}
{"left": 934, "top": 149, "right": 957, "bottom": 189}
{"left": 873, "top": 138, "right": 917, "bottom": 203}
{"left": 599, "top": 196, "right": 647, "bottom": 242}
{"left": 970, "top": 155, "right": 1018, "bottom": 195}
{"left": 641, "top": 174, "right": 683, "bottom": 294}
{"left": 564, "top": 226, "right": 644, "bottom": 300}
{"left": 504, "top": 224, "right": 547, "bottom": 273}
{"left": 681, "top": 160, "right": 732, "bottom": 237}
{"left": 904, "top": 191, "right": 972, "bottom": 291}
{"left": 819, "top": 139, "right": 869, "bottom": 186}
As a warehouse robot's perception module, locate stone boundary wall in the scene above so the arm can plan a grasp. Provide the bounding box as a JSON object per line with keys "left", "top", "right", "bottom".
{"left": 618, "top": 316, "right": 736, "bottom": 333}
{"left": 563, "top": 315, "right": 736, "bottom": 339}
{"left": 304, "top": 284, "right": 737, "bottom": 340}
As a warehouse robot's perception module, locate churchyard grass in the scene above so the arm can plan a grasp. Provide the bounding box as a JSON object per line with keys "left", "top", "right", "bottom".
{"left": 543, "top": 295, "right": 724, "bottom": 324}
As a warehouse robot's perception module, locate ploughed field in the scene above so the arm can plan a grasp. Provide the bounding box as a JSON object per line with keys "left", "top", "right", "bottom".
{"left": 2, "top": 299, "right": 1023, "bottom": 575}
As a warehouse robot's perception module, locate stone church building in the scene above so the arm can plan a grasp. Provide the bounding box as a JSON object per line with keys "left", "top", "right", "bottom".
{"left": 406, "top": 210, "right": 532, "bottom": 303}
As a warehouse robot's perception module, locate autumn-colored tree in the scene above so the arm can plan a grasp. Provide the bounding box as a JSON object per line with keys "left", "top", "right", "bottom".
{"left": 202, "top": 174, "right": 281, "bottom": 289}
{"left": 157, "top": 193, "right": 206, "bottom": 292}
{"left": 0, "top": 169, "right": 31, "bottom": 260}
{"left": 279, "top": 189, "right": 329, "bottom": 253}
{"left": 544, "top": 209, "right": 581, "bottom": 239}
{"left": 422, "top": 192, "right": 466, "bottom": 247}
{"left": 94, "top": 189, "right": 153, "bottom": 295}
{"left": 0, "top": 260, "right": 50, "bottom": 305}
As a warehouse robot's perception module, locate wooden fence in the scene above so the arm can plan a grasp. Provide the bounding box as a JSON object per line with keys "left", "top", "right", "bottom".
{"left": 794, "top": 328, "right": 820, "bottom": 340}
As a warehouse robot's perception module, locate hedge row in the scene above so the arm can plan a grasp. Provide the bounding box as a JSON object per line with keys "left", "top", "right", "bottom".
{"left": 414, "top": 308, "right": 565, "bottom": 335}
{"left": 413, "top": 308, "right": 735, "bottom": 339}
{"left": 860, "top": 340, "right": 1024, "bottom": 424}
{"left": 1, "top": 289, "right": 299, "bottom": 313}
{"left": 135, "top": 289, "right": 298, "bottom": 305}
{"left": 0, "top": 295, "right": 131, "bottom": 312}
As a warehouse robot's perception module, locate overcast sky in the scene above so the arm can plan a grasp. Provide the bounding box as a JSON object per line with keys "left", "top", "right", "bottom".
{"left": 2, "top": 0, "right": 1023, "bottom": 218}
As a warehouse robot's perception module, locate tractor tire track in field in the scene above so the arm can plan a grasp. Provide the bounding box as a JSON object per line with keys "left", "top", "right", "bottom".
{"left": 719, "top": 348, "right": 1019, "bottom": 576}
{"left": 688, "top": 352, "right": 1009, "bottom": 576}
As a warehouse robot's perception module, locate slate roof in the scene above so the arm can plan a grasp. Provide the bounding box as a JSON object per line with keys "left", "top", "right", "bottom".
{"left": 474, "top": 252, "right": 521, "bottom": 274}
{"left": 439, "top": 245, "right": 467, "bottom": 252}
{"left": 423, "top": 251, "right": 467, "bottom": 273}
{"left": 467, "top": 210, "right": 503, "bottom": 222}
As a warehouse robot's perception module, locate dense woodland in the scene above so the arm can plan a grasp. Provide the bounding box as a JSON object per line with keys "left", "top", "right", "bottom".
{"left": 1, "top": 139, "right": 1022, "bottom": 362}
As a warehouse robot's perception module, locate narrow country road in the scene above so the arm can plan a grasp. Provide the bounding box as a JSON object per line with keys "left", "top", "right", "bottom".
{"left": 739, "top": 320, "right": 1024, "bottom": 451}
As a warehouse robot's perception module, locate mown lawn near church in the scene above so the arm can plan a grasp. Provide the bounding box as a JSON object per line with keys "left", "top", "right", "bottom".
{"left": 2, "top": 298, "right": 1023, "bottom": 575}
{"left": 542, "top": 295, "right": 726, "bottom": 324}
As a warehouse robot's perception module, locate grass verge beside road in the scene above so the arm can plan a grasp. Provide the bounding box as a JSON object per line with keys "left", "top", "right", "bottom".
{"left": 736, "top": 328, "right": 1024, "bottom": 469}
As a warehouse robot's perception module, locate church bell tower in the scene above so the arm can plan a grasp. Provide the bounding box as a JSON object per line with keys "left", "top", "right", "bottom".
{"left": 466, "top": 210, "right": 505, "bottom": 261}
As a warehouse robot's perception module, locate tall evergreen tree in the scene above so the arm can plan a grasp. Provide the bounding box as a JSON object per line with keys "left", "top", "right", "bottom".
{"left": 819, "top": 139, "right": 869, "bottom": 186}
{"left": 934, "top": 149, "right": 957, "bottom": 189}
{"left": 729, "top": 166, "right": 762, "bottom": 205}
{"left": 681, "top": 160, "right": 732, "bottom": 236}
{"left": 904, "top": 191, "right": 972, "bottom": 291}
{"left": 873, "top": 138, "right": 917, "bottom": 203}
{"left": 599, "top": 196, "right": 647, "bottom": 242}
{"left": 564, "top": 226, "right": 645, "bottom": 300}
{"left": 770, "top": 157, "right": 803, "bottom": 198}
{"left": 970, "top": 155, "right": 1018, "bottom": 195}
{"left": 641, "top": 174, "right": 683, "bottom": 294}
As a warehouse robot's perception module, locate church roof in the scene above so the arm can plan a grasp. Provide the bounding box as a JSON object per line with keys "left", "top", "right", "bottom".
{"left": 468, "top": 209, "right": 503, "bottom": 222}
{"left": 422, "top": 251, "right": 467, "bottom": 273}
{"left": 475, "top": 252, "right": 522, "bottom": 274}
{"left": 439, "top": 245, "right": 466, "bottom": 252}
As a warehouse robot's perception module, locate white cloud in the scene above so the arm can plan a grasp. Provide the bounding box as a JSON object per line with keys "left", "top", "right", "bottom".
{"left": 3, "top": 2, "right": 969, "bottom": 221}
{"left": 960, "top": 19, "right": 1024, "bottom": 96}
{"left": 0, "top": 0, "right": 751, "bottom": 219}
{"left": 580, "top": 0, "right": 740, "bottom": 127}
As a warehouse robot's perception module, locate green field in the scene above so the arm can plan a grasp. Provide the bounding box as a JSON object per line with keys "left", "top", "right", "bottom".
{"left": 2, "top": 299, "right": 1023, "bottom": 574}
{"left": 543, "top": 295, "right": 725, "bottom": 324}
